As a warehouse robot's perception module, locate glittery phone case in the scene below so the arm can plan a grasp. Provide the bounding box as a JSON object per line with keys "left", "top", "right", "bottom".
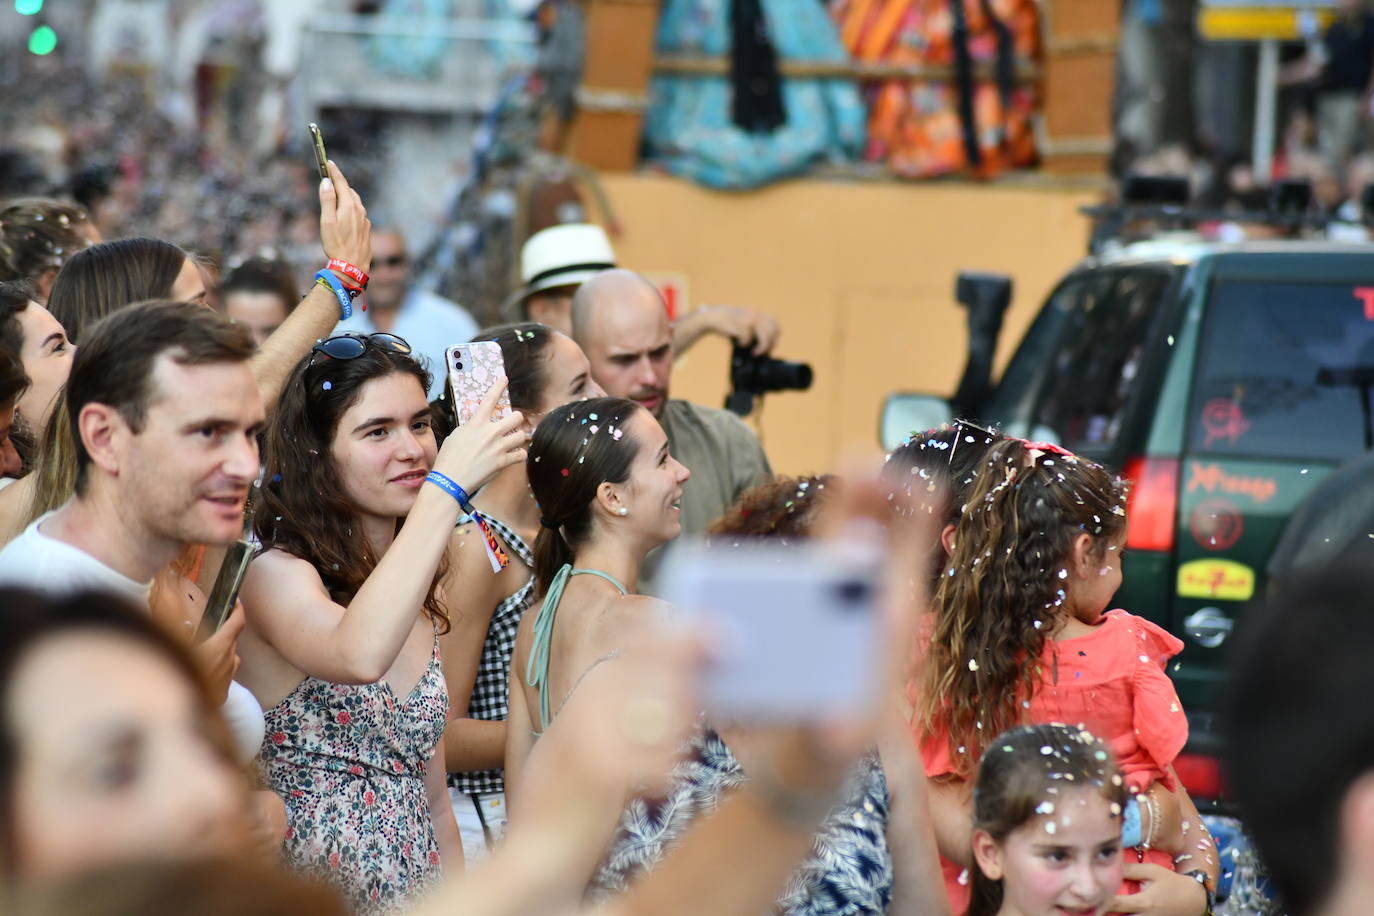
{"left": 446, "top": 342, "right": 513, "bottom": 425}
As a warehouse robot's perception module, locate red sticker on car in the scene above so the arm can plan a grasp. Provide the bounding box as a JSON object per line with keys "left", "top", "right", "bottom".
{"left": 1187, "top": 462, "right": 1278, "bottom": 504}
{"left": 1355, "top": 287, "right": 1374, "bottom": 320}
{"left": 1201, "top": 398, "right": 1251, "bottom": 447}
{"left": 1190, "top": 498, "right": 1244, "bottom": 551}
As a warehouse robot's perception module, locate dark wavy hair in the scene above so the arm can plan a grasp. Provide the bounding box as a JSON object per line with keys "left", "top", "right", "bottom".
{"left": 47, "top": 237, "right": 186, "bottom": 344}
{"left": 527, "top": 396, "right": 642, "bottom": 595}
{"left": 472, "top": 322, "right": 557, "bottom": 413}
{"left": 0, "top": 587, "right": 231, "bottom": 874}
{"left": 255, "top": 342, "right": 450, "bottom": 633}
{"left": 917, "top": 439, "right": 1128, "bottom": 776}
{"left": 968, "top": 724, "right": 1126, "bottom": 916}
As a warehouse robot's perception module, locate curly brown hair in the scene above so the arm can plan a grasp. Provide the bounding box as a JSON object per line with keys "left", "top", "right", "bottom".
{"left": 255, "top": 343, "right": 450, "bottom": 633}
{"left": 917, "top": 439, "right": 1128, "bottom": 776}
{"left": 707, "top": 475, "right": 832, "bottom": 540}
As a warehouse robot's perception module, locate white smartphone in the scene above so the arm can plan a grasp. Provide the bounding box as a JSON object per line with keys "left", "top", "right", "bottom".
{"left": 659, "top": 538, "right": 883, "bottom": 723}
{"left": 446, "top": 342, "right": 513, "bottom": 425}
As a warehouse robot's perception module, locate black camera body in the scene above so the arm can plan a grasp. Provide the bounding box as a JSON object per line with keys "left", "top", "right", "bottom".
{"left": 725, "top": 343, "right": 814, "bottom": 416}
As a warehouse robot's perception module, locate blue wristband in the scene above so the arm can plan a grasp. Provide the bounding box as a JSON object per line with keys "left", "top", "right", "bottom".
{"left": 1120, "top": 794, "right": 1143, "bottom": 848}
{"left": 425, "top": 471, "right": 476, "bottom": 514}
{"left": 315, "top": 269, "right": 353, "bottom": 320}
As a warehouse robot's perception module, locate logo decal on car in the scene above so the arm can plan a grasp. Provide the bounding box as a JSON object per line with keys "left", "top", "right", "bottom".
{"left": 1190, "top": 499, "right": 1244, "bottom": 550}
{"left": 1200, "top": 398, "right": 1251, "bottom": 447}
{"left": 1177, "top": 559, "right": 1255, "bottom": 602}
{"left": 1187, "top": 462, "right": 1277, "bottom": 504}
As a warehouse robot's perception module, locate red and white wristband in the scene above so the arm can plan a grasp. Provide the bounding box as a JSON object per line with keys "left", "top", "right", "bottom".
{"left": 327, "top": 258, "right": 369, "bottom": 288}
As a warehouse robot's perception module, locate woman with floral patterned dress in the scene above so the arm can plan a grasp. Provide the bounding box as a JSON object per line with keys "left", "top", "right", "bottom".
{"left": 237, "top": 334, "right": 527, "bottom": 913}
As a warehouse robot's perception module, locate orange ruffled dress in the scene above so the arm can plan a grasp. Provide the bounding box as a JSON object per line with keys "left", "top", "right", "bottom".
{"left": 917, "top": 609, "right": 1189, "bottom": 913}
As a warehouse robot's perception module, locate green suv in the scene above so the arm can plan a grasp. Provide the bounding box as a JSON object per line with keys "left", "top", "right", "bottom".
{"left": 886, "top": 235, "right": 1374, "bottom": 808}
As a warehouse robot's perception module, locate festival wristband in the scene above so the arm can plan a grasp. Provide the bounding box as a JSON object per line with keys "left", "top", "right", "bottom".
{"left": 425, "top": 471, "right": 476, "bottom": 512}
{"left": 314, "top": 270, "right": 354, "bottom": 320}
{"left": 327, "top": 258, "right": 369, "bottom": 288}
{"left": 425, "top": 471, "right": 510, "bottom": 573}
{"left": 1120, "top": 794, "right": 1143, "bottom": 848}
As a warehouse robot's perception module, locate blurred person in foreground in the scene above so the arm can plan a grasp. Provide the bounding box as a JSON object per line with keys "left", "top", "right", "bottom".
{"left": 335, "top": 228, "right": 479, "bottom": 399}
{"left": 507, "top": 223, "right": 782, "bottom": 360}
{"left": 0, "top": 588, "right": 253, "bottom": 879}
{"left": 1224, "top": 562, "right": 1374, "bottom": 916}
{"left": 571, "top": 269, "right": 772, "bottom": 544}
{"left": 573, "top": 473, "right": 950, "bottom": 916}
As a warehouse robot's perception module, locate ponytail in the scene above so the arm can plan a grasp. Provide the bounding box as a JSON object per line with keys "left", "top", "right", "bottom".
{"left": 918, "top": 439, "right": 1128, "bottom": 776}
{"left": 526, "top": 397, "right": 642, "bottom": 596}
{"left": 532, "top": 523, "right": 576, "bottom": 599}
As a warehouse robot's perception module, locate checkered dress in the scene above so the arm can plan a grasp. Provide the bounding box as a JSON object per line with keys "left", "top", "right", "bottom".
{"left": 448, "top": 516, "right": 535, "bottom": 795}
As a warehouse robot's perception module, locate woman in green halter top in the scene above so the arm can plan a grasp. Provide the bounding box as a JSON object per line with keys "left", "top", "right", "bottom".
{"left": 504, "top": 397, "right": 691, "bottom": 805}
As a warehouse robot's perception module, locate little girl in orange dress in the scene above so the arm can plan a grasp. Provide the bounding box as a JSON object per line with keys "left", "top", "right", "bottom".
{"left": 908, "top": 438, "right": 1213, "bottom": 914}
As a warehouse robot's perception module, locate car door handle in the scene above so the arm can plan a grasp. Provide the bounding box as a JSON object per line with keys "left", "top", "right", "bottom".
{"left": 1183, "top": 607, "right": 1234, "bottom": 649}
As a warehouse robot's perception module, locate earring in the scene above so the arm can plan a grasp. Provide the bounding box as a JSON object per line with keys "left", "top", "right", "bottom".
{"left": 617, "top": 507, "right": 629, "bottom": 517}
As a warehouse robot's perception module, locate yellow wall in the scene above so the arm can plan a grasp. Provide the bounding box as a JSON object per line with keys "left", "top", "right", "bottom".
{"left": 599, "top": 173, "right": 1096, "bottom": 475}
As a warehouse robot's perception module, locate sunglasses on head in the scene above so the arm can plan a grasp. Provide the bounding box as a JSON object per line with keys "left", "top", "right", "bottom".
{"left": 308, "top": 333, "right": 412, "bottom": 368}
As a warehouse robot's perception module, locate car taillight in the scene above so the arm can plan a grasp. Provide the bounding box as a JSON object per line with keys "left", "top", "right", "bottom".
{"left": 1174, "top": 752, "right": 1224, "bottom": 800}
{"left": 1121, "top": 456, "right": 1179, "bottom": 553}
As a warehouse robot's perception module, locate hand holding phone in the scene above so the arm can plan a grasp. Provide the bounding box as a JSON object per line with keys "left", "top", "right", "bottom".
{"left": 660, "top": 538, "right": 883, "bottom": 723}
{"left": 309, "top": 122, "right": 329, "bottom": 181}
{"left": 196, "top": 539, "right": 254, "bottom": 642}
{"left": 447, "top": 342, "right": 514, "bottom": 425}
{"left": 312, "top": 125, "right": 372, "bottom": 274}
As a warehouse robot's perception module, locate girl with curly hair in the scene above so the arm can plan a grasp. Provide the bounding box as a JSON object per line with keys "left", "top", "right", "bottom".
{"left": 914, "top": 439, "right": 1217, "bottom": 915}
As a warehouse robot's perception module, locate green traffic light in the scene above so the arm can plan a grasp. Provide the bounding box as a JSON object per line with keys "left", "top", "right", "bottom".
{"left": 27, "top": 25, "right": 56, "bottom": 55}
{"left": 15, "top": 0, "right": 44, "bottom": 15}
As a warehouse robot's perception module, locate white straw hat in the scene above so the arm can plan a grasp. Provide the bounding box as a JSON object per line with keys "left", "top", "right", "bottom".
{"left": 503, "top": 224, "right": 617, "bottom": 318}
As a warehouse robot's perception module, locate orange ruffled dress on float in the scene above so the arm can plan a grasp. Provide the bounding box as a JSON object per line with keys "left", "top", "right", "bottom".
{"left": 915, "top": 609, "right": 1189, "bottom": 913}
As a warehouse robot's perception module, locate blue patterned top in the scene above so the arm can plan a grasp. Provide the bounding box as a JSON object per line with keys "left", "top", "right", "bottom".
{"left": 593, "top": 728, "right": 893, "bottom": 916}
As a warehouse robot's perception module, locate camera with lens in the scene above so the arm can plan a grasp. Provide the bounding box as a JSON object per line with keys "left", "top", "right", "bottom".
{"left": 725, "top": 343, "right": 814, "bottom": 416}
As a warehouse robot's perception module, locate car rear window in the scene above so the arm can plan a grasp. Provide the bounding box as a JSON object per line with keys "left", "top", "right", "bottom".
{"left": 1190, "top": 280, "right": 1374, "bottom": 461}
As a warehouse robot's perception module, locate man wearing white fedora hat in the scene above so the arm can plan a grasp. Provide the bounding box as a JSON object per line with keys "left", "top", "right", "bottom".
{"left": 505, "top": 223, "right": 781, "bottom": 359}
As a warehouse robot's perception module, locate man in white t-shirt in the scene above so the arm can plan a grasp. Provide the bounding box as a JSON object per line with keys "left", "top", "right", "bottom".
{"left": 0, "top": 300, "right": 266, "bottom": 758}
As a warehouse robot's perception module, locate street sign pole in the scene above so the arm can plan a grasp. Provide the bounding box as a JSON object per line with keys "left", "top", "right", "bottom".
{"left": 1254, "top": 37, "right": 1280, "bottom": 182}
{"left": 1200, "top": 1, "right": 1339, "bottom": 182}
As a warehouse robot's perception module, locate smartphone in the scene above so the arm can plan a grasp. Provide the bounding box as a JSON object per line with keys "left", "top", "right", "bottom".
{"left": 659, "top": 538, "right": 883, "bottom": 722}
{"left": 308, "top": 122, "right": 329, "bottom": 181}
{"left": 196, "top": 539, "right": 253, "bottom": 642}
{"left": 446, "top": 342, "right": 513, "bottom": 425}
